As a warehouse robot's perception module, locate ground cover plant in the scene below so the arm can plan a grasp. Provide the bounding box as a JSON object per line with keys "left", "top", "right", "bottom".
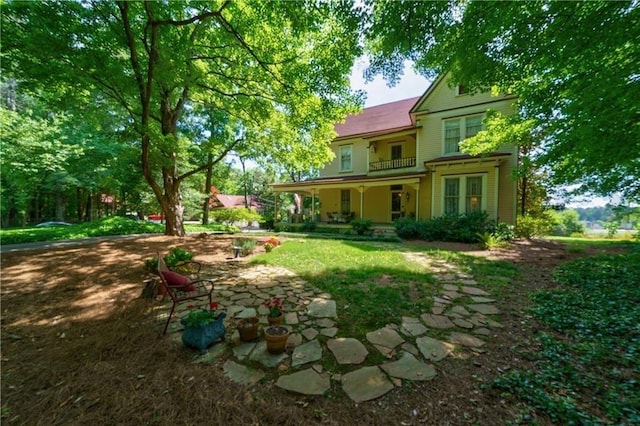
{"left": 493, "top": 252, "right": 640, "bottom": 424}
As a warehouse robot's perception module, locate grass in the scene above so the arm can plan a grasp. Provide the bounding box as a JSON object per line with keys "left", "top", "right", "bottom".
{"left": 251, "top": 239, "right": 437, "bottom": 337}
{"left": 0, "top": 217, "right": 235, "bottom": 245}
{"left": 493, "top": 252, "right": 640, "bottom": 424}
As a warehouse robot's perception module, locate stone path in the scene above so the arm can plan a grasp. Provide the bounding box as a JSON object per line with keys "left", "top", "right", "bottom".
{"left": 157, "top": 251, "right": 504, "bottom": 403}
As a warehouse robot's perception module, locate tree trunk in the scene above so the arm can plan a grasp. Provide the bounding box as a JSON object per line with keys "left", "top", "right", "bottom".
{"left": 160, "top": 170, "right": 185, "bottom": 236}
{"left": 54, "top": 190, "right": 65, "bottom": 222}
{"left": 202, "top": 153, "right": 213, "bottom": 225}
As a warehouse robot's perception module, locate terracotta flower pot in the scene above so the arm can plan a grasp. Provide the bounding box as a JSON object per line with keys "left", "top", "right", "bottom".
{"left": 237, "top": 317, "right": 259, "bottom": 342}
{"left": 264, "top": 325, "right": 290, "bottom": 354}
{"left": 267, "top": 313, "right": 284, "bottom": 326}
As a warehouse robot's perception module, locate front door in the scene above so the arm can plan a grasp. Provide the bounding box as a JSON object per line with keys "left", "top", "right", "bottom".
{"left": 391, "top": 185, "right": 403, "bottom": 221}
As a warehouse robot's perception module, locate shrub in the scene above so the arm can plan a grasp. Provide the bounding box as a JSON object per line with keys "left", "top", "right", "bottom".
{"left": 301, "top": 220, "right": 317, "bottom": 232}
{"left": 144, "top": 247, "right": 194, "bottom": 272}
{"left": 212, "top": 207, "right": 262, "bottom": 226}
{"left": 394, "top": 217, "right": 420, "bottom": 238}
{"left": 264, "top": 243, "right": 275, "bottom": 253}
{"left": 417, "top": 211, "right": 491, "bottom": 243}
{"left": 350, "top": 218, "right": 372, "bottom": 235}
{"left": 516, "top": 215, "right": 551, "bottom": 238}
{"left": 234, "top": 237, "right": 257, "bottom": 256}
{"left": 490, "top": 221, "right": 515, "bottom": 242}
{"left": 477, "top": 231, "right": 509, "bottom": 250}
{"left": 549, "top": 209, "right": 585, "bottom": 236}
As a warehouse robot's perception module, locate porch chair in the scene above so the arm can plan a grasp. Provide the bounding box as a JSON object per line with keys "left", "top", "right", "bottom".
{"left": 156, "top": 252, "right": 215, "bottom": 335}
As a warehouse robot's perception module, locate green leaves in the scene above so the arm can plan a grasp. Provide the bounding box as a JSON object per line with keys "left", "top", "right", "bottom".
{"left": 365, "top": 0, "right": 640, "bottom": 202}
{"left": 494, "top": 252, "right": 640, "bottom": 424}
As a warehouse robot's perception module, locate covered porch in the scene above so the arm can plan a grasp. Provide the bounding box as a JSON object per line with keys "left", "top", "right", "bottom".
{"left": 270, "top": 172, "right": 428, "bottom": 225}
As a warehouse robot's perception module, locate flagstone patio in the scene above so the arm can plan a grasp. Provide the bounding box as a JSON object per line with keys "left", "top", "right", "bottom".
{"left": 158, "top": 251, "right": 504, "bottom": 403}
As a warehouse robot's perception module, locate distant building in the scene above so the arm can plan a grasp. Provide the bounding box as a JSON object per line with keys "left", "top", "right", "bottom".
{"left": 208, "top": 186, "right": 265, "bottom": 214}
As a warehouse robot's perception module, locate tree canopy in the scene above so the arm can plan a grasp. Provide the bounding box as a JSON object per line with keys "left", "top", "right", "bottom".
{"left": 366, "top": 0, "right": 640, "bottom": 202}
{"left": 3, "top": 0, "right": 363, "bottom": 234}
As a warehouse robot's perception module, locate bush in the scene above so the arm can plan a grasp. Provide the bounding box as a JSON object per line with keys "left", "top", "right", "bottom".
{"left": 144, "top": 247, "right": 194, "bottom": 273}
{"left": 490, "top": 221, "right": 515, "bottom": 242}
{"left": 394, "top": 217, "right": 420, "bottom": 238}
{"left": 211, "top": 207, "right": 262, "bottom": 226}
{"left": 234, "top": 237, "right": 257, "bottom": 256}
{"left": 301, "top": 220, "right": 317, "bottom": 232}
{"left": 417, "top": 211, "right": 491, "bottom": 243}
{"left": 549, "top": 209, "right": 585, "bottom": 236}
{"left": 516, "top": 215, "right": 551, "bottom": 238}
{"left": 350, "top": 218, "right": 372, "bottom": 235}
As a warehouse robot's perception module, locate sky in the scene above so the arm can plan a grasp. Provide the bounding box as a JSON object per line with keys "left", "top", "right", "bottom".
{"left": 349, "top": 58, "right": 431, "bottom": 107}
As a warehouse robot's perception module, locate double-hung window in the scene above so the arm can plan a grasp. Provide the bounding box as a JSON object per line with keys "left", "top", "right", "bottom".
{"left": 339, "top": 145, "right": 352, "bottom": 172}
{"left": 443, "top": 175, "right": 485, "bottom": 215}
{"left": 444, "top": 120, "right": 461, "bottom": 154}
{"left": 443, "top": 115, "right": 483, "bottom": 155}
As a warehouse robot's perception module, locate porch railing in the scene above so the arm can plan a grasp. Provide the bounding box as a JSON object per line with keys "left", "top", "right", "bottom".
{"left": 369, "top": 156, "right": 416, "bottom": 172}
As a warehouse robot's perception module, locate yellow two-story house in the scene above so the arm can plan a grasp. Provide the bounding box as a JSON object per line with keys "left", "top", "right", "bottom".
{"left": 272, "top": 73, "right": 518, "bottom": 225}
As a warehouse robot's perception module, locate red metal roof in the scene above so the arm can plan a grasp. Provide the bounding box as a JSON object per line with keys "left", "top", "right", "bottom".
{"left": 334, "top": 97, "right": 420, "bottom": 138}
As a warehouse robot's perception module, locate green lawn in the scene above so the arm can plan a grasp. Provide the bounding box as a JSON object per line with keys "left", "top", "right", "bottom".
{"left": 251, "top": 239, "right": 516, "bottom": 337}
{"left": 0, "top": 217, "right": 234, "bottom": 245}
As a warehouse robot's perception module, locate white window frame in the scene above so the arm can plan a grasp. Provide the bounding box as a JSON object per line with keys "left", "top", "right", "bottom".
{"left": 339, "top": 145, "right": 352, "bottom": 172}
{"left": 442, "top": 114, "right": 484, "bottom": 155}
{"left": 441, "top": 173, "right": 487, "bottom": 215}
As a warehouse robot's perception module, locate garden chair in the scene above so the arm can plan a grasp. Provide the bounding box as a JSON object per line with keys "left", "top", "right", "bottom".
{"left": 156, "top": 252, "right": 215, "bottom": 335}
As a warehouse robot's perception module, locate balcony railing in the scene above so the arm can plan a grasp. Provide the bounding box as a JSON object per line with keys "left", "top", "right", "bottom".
{"left": 369, "top": 156, "right": 416, "bottom": 172}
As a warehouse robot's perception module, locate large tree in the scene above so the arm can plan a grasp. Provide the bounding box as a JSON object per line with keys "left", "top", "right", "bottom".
{"left": 3, "top": 0, "right": 362, "bottom": 235}
{"left": 366, "top": 0, "right": 640, "bottom": 202}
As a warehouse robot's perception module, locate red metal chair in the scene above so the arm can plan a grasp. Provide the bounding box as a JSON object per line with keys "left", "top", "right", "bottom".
{"left": 156, "top": 252, "right": 215, "bottom": 335}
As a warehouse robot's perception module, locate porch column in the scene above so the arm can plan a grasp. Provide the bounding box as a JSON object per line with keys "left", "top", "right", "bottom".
{"left": 413, "top": 185, "right": 420, "bottom": 221}
{"left": 358, "top": 186, "right": 365, "bottom": 219}
{"left": 311, "top": 189, "right": 316, "bottom": 221}
{"left": 430, "top": 170, "right": 436, "bottom": 218}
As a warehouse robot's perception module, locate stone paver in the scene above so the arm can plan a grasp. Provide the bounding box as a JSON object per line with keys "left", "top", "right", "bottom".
{"left": 291, "top": 340, "right": 322, "bottom": 367}
{"left": 421, "top": 313, "right": 455, "bottom": 329}
{"left": 276, "top": 368, "right": 330, "bottom": 395}
{"left": 223, "top": 360, "right": 265, "bottom": 386}
{"left": 342, "top": 366, "right": 394, "bottom": 403}
{"left": 307, "top": 298, "right": 337, "bottom": 318}
{"left": 449, "top": 332, "right": 486, "bottom": 348}
{"left": 163, "top": 249, "right": 505, "bottom": 402}
{"left": 460, "top": 286, "right": 490, "bottom": 296}
{"left": 380, "top": 352, "right": 437, "bottom": 381}
{"left": 366, "top": 327, "right": 405, "bottom": 349}
{"left": 301, "top": 328, "right": 319, "bottom": 341}
{"left": 467, "top": 304, "right": 500, "bottom": 315}
{"left": 416, "top": 336, "right": 454, "bottom": 362}
{"left": 401, "top": 317, "right": 428, "bottom": 337}
{"left": 327, "top": 338, "right": 369, "bottom": 364}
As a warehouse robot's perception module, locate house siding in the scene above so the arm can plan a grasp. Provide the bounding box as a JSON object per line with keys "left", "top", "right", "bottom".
{"left": 274, "top": 73, "right": 518, "bottom": 225}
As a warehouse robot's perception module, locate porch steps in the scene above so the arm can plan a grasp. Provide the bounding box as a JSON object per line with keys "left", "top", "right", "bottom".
{"left": 372, "top": 226, "right": 397, "bottom": 238}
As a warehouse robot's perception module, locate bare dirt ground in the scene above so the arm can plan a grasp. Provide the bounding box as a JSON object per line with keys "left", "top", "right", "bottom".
{"left": 0, "top": 236, "right": 629, "bottom": 425}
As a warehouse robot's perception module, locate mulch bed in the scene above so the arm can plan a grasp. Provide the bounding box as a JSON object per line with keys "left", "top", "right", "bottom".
{"left": 0, "top": 235, "right": 627, "bottom": 425}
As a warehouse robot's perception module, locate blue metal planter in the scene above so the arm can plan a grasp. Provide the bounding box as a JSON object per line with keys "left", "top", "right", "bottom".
{"left": 181, "top": 312, "right": 226, "bottom": 352}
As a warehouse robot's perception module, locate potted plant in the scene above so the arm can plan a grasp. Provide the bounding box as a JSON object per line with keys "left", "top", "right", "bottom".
{"left": 237, "top": 317, "right": 259, "bottom": 342}
{"left": 264, "top": 297, "right": 284, "bottom": 325}
{"left": 264, "top": 325, "right": 290, "bottom": 354}
{"left": 180, "top": 302, "right": 226, "bottom": 352}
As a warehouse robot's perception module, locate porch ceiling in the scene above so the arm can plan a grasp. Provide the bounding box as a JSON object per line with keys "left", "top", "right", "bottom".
{"left": 271, "top": 172, "right": 426, "bottom": 194}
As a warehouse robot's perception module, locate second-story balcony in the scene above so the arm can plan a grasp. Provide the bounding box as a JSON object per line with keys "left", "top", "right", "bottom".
{"left": 369, "top": 156, "right": 416, "bottom": 172}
